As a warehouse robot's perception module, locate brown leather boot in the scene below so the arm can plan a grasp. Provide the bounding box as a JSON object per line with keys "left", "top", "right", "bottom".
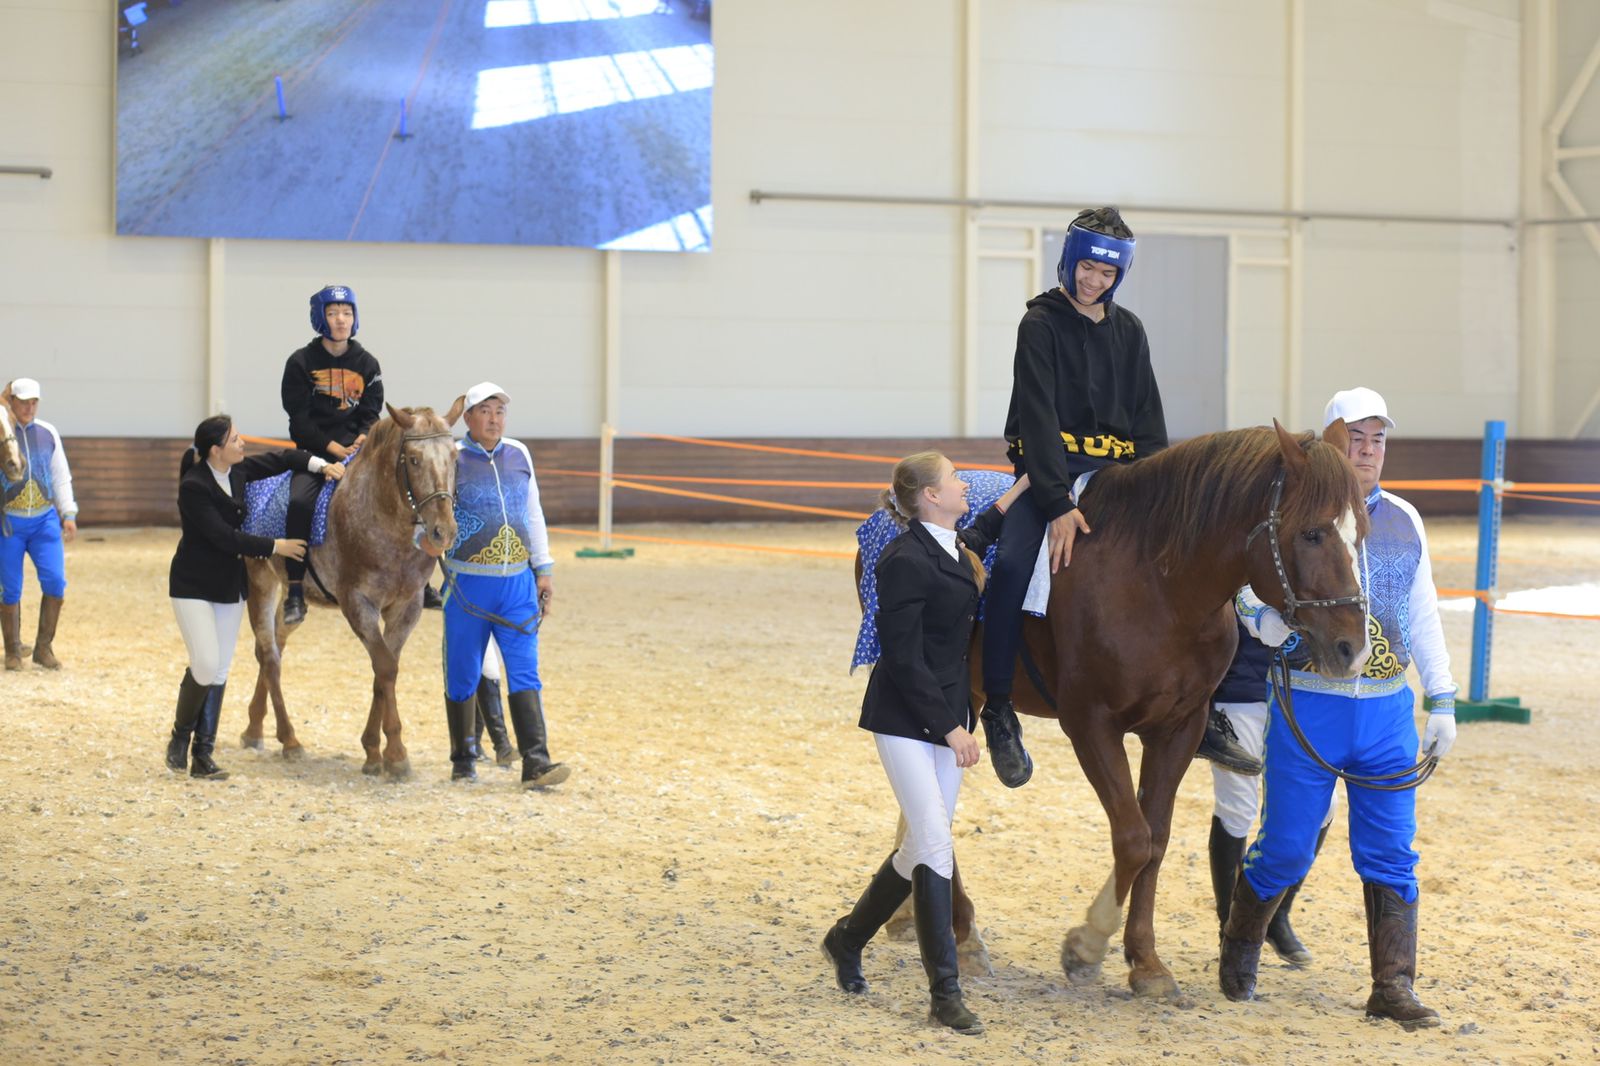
{"left": 1, "top": 602, "right": 22, "bottom": 671}
{"left": 32, "top": 594, "right": 63, "bottom": 669}
{"left": 1218, "top": 872, "right": 1286, "bottom": 1002}
{"left": 1363, "top": 882, "right": 1440, "bottom": 1030}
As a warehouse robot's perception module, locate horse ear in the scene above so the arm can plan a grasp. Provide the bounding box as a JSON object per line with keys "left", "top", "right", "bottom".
{"left": 443, "top": 395, "right": 466, "bottom": 428}
{"left": 387, "top": 403, "right": 415, "bottom": 430}
{"left": 1322, "top": 417, "right": 1351, "bottom": 455}
{"left": 1272, "top": 419, "right": 1308, "bottom": 472}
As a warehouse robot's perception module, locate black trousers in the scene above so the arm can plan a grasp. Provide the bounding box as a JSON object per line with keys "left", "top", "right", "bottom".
{"left": 980, "top": 488, "right": 1047, "bottom": 697}
{"left": 285, "top": 469, "right": 322, "bottom": 583}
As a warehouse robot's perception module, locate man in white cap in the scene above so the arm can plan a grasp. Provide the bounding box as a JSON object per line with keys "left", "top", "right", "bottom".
{"left": 438, "top": 382, "right": 568, "bottom": 790}
{"left": 0, "top": 378, "right": 77, "bottom": 670}
{"left": 1218, "top": 386, "right": 1457, "bottom": 1031}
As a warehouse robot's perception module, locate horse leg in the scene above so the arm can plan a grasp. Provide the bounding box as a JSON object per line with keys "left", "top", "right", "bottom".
{"left": 1060, "top": 716, "right": 1151, "bottom": 984}
{"left": 241, "top": 590, "right": 277, "bottom": 751}
{"left": 374, "top": 594, "right": 424, "bottom": 779}
{"left": 268, "top": 620, "right": 302, "bottom": 758}
{"left": 885, "top": 815, "right": 914, "bottom": 940}
{"left": 1122, "top": 725, "right": 1205, "bottom": 1005}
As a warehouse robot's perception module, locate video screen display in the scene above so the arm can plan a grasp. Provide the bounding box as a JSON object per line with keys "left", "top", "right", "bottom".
{"left": 115, "top": 0, "right": 713, "bottom": 251}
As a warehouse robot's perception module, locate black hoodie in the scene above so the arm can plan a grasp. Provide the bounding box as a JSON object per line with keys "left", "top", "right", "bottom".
{"left": 280, "top": 337, "right": 385, "bottom": 459}
{"left": 1002, "top": 288, "right": 1168, "bottom": 521}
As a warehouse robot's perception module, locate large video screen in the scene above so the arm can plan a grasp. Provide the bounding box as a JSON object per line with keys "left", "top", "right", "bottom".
{"left": 115, "top": 0, "right": 713, "bottom": 251}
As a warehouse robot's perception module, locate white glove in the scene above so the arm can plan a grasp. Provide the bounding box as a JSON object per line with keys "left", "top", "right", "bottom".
{"left": 1422, "top": 712, "right": 1456, "bottom": 759}
{"left": 1255, "top": 607, "right": 1292, "bottom": 648}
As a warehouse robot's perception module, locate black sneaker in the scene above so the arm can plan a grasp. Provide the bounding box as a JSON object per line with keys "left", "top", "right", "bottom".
{"left": 1194, "top": 707, "right": 1263, "bottom": 775}
{"left": 979, "top": 699, "right": 1033, "bottom": 788}
{"left": 423, "top": 584, "right": 443, "bottom": 610}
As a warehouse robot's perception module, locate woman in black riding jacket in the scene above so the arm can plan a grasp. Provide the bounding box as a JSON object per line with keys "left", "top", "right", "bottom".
{"left": 822, "top": 452, "right": 1027, "bottom": 1035}
{"left": 164, "top": 415, "right": 341, "bottom": 779}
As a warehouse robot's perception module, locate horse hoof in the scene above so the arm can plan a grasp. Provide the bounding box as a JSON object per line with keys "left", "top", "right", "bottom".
{"left": 1062, "top": 926, "right": 1109, "bottom": 969}
{"left": 240, "top": 734, "right": 265, "bottom": 751}
{"left": 1131, "top": 973, "right": 1187, "bottom": 1005}
{"left": 385, "top": 759, "right": 412, "bottom": 781}
{"left": 362, "top": 760, "right": 383, "bottom": 776}
{"left": 957, "top": 936, "right": 994, "bottom": 979}
{"left": 1063, "top": 959, "right": 1102, "bottom": 985}
{"left": 282, "top": 745, "right": 306, "bottom": 762}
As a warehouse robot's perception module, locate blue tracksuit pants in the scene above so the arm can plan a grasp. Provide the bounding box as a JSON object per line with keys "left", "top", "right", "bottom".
{"left": 441, "top": 568, "right": 541, "bottom": 702}
{"left": 1243, "top": 685, "right": 1422, "bottom": 904}
{"left": 1, "top": 511, "right": 67, "bottom": 604}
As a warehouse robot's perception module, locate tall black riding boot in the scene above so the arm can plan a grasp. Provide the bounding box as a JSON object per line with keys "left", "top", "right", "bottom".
{"left": 979, "top": 697, "right": 1033, "bottom": 788}
{"left": 190, "top": 682, "right": 230, "bottom": 780}
{"left": 475, "top": 677, "right": 515, "bottom": 766}
{"left": 167, "top": 670, "right": 209, "bottom": 772}
{"left": 821, "top": 853, "right": 913, "bottom": 994}
{"left": 1267, "top": 823, "right": 1328, "bottom": 966}
{"left": 507, "top": 689, "right": 570, "bottom": 790}
{"left": 445, "top": 695, "right": 480, "bottom": 781}
{"left": 1208, "top": 816, "right": 1249, "bottom": 930}
{"left": 1194, "top": 705, "right": 1263, "bottom": 775}
{"left": 1218, "top": 872, "right": 1286, "bottom": 1002}
{"left": 1363, "top": 882, "right": 1440, "bottom": 1030}
{"left": 912, "top": 865, "right": 983, "bottom": 1034}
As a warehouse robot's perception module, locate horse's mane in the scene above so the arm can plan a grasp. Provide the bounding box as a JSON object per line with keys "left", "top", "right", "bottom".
{"left": 1081, "top": 426, "right": 1363, "bottom": 569}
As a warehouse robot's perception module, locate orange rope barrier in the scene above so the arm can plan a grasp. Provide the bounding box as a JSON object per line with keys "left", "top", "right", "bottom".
{"left": 241, "top": 434, "right": 296, "bottom": 448}
{"left": 628, "top": 433, "right": 1012, "bottom": 471}
{"left": 1436, "top": 587, "right": 1599, "bottom": 621}
{"left": 547, "top": 526, "right": 855, "bottom": 559}
{"left": 1500, "top": 491, "right": 1600, "bottom": 507}
{"left": 611, "top": 478, "right": 872, "bottom": 520}
{"left": 542, "top": 468, "right": 888, "bottom": 490}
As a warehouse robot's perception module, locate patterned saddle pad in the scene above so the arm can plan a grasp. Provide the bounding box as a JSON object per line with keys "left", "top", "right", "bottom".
{"left": 850, "top": 469, "right": 1014, "bottom": 673}
{"left": 242, "top": 468, "right": 341, "bottom": 545}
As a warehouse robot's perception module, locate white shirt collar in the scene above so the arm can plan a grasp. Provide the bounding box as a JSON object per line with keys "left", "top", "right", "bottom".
{"left": 921, "top": 521, "right": 959, "bottom": 560}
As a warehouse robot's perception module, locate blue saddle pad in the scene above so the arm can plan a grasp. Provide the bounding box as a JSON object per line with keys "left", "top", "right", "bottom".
{"left": 243, "top": 469, "right": 340, "bottom": 545}
{"left": 850, "top": 469, "right": 1013, "bottom": 673}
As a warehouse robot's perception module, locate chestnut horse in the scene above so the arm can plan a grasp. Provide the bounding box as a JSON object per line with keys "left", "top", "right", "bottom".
{"left": 866, "top": 421, "right": 1370, "bottom": 1002}
{"left": 240, "top": 402, "right": 462, "bottom": 778}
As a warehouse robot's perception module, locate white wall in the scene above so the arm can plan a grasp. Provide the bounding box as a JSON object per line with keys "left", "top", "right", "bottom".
{"left": 1551, "top": 0, "right": 1600, "bottom": 438}
{"left": 0, "top": 0, "right": 1538, "bottom": 440}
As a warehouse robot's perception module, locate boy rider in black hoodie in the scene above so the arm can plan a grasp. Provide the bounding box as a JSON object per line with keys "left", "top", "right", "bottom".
{"left": 279, "top": 285, "right": 384, "bottom": 625}
{"left": 980, "top": 207, "right": 1180, "bottom": 787}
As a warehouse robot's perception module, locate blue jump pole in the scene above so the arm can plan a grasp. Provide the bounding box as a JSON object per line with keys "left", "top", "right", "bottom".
{"left": 1457, "top": 419, "right": 1529, "bottom": 724}
{"left": 274, "top": 76, "right": 288, "bottom": 121}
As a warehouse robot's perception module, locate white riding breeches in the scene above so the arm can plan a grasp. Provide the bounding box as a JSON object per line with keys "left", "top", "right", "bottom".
{"left": 171, "top": 597, "right": 245, "bottom": 686}
{"left": 875, "top": 732, "right": 962, "bottom": 879}
{"left": 1212, "top": 699, "right": 1336, "bottom": 838}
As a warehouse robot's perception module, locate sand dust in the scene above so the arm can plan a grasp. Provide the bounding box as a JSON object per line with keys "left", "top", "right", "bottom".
{"left": 1, "top": 518, "right": 1597, "bottom": 1065}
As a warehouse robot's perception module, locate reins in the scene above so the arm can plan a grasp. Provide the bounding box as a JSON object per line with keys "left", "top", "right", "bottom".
{"left": 1251, "top": 465, "right": 1435, "bottom": 792}
{"left": 439, "top": 565, "right": 543, "bottom": 635}
{"left": 1268, "top": 649, "right": 1437, "bottom": 791}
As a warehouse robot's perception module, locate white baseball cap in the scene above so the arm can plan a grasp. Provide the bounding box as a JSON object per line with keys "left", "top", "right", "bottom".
{"left": 1323, "top": 386, "right": 1395, "bottom": 430}
{"left": 9, "top": 378, "right": 40, "bottom": 401}
{"left": 465, "top": 381, "right": 510, "bottom": 409}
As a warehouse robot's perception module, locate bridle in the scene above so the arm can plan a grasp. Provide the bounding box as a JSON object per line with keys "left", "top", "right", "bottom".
{"left": 1247, "top": 466, "right": 1436, "bottom": 791}
{"left": 395, "top": 429, "right": 456, "bottom": 523}
{"left": 1244, "top": 468, "right": 1367, "bottom": 629}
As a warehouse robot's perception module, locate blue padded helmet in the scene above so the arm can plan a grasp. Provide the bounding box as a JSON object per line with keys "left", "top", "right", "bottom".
{"left": 309, "top": 284, "right": 359, "bottom": 338}
{"left": 1056, "top": 208, "right": 1136, "bottom": 304}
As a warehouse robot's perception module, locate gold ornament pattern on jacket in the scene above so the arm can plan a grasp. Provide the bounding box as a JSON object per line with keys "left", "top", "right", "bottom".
{"left": 6, "top": 480, "right": 49, "bottom": 513}
{"left": 467, "top": 524, "right": 530, "bottom": 566}
{"left": 1361, "top": 614, "right": 1404, "bottom": 680}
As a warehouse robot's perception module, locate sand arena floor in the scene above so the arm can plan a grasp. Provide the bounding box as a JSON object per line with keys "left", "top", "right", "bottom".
{"left": 1, "top": 518, "right": 1597, "bottom": 1065}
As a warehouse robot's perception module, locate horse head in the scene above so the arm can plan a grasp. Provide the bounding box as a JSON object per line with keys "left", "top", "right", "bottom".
{"left": 1244, "top": 419, "right": 1371, "bottom": 679}
{"left": 0, "top": 398, "right": 23, "bottom": 483}
{"left": 382, "top": 402, "right": 460, "bottom": 558}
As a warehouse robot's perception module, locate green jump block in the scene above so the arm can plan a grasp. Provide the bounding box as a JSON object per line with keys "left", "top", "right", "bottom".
{"left": 1455, "top": 696, "right": 1530, "bottom": 725}
{"left": 576, "top": 547, "right": 635, "bottom": 559}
